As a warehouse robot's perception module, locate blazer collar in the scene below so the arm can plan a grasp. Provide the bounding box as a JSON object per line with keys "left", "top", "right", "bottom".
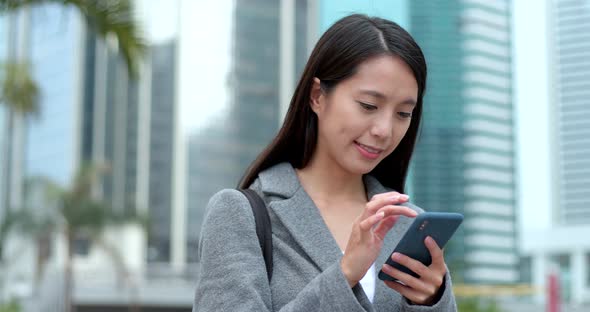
{"left": 257, "top": 162, "right": 390, "bottom": 273}
{"left": 257, "top": 162, "right": 388, "bottom": 200}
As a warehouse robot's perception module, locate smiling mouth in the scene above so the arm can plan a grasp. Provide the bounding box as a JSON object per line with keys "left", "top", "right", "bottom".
{"left": 354, "top": 141, "right": 384, "bottom": 155}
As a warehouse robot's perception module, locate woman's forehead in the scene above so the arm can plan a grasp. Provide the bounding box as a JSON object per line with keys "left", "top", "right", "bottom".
{"left": 340, "top": 56, "right": 419, "bottom": 101}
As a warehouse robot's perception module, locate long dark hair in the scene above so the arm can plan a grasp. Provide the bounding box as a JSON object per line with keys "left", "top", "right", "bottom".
{"left": 239, "top": 14, "right": 427, "bottom": 193}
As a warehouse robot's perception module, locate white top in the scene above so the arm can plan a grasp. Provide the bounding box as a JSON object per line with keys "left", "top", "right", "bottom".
{"left": 342, "top": 250, "right": 376, "bottom": 303}
{"left": 360, "top": 263, "right": 376, "bottom": 303}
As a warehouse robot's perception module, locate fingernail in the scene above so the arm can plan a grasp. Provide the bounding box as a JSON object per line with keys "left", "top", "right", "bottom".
{"left": 390, "top": 195, "right": 399, "bottom": 201}
{"left": 392, "top": 252, "right": 402, "bottom": 260}
{"left": 400, "top": 194, "right": 410, "bottom": 200}
{"left": 377, "top": 211, "right": 385, "bottom": 219}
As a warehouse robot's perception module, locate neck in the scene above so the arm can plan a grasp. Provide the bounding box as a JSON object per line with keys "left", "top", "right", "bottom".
{"left": 296, "top": 152, "right": 367, "bottom": 204}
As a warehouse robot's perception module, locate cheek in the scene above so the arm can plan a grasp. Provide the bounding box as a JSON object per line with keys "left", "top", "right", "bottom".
{"left": 389, "top": 122, "right": 412, "bottom": 152}
{"left": 323, "top": 101, "right": 359, "bottom": 138}
{"left": 398, "top": 123, "right": 412, "bottom": 141}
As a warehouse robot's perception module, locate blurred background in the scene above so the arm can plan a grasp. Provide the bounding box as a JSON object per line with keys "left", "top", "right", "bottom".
{"left": 0, "top": 0, "right": 588, "bottom": 311}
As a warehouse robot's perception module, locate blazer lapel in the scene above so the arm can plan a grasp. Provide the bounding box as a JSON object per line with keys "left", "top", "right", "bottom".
{"left": 258, "top": 163, "right": 342, "bottom": 272}
{"left": 270, "top": 187, "right": 343, "bottom": 271}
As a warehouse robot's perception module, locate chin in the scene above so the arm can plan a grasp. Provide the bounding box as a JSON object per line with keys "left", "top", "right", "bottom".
{"left": 343, "top": 159, "right": 379, "bottom": 176}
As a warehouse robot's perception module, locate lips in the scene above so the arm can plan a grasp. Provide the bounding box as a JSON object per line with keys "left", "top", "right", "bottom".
{"left": 354, "top": 141, "right": 384, "bottom": 158}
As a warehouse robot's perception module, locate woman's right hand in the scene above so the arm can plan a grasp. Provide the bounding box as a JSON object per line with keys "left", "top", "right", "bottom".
{"left": 340, "top": 191, "right": 418, "bottom": 287}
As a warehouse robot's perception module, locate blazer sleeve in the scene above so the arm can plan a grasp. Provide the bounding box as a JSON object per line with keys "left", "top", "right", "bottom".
{"left": 400, "top": 271, "right": 457, "bottom": 312}
{"left": 193, "top": 189, "right": 373, "bottom": 312}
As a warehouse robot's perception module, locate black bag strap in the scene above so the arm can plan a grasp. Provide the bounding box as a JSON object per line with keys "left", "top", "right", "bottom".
{"left": 238, "top": 188, "right": 273, "bottom": 281}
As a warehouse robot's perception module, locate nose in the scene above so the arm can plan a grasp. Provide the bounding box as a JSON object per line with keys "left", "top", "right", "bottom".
{"left": 370, "top": 113, "right": 394, "bottom": 140}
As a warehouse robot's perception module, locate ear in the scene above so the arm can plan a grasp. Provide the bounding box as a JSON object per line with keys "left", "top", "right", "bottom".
{"left": 309, "top": 77, "right": 323, "bottom": 115}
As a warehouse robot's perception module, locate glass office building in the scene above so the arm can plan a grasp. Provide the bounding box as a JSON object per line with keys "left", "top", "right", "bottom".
{"left": 410, "top": 0, "right": 518, "bottom": 284}
{"left": 552, "top": 0, "right": 590, "bottom": 225}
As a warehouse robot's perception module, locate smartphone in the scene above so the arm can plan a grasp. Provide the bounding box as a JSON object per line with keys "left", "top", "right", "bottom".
{"left": 378, "top": 212, "right": 463, "bottom": 282}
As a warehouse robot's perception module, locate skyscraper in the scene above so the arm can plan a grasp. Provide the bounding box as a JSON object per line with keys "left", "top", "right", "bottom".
{"left": 519, "top": 0, "right": 590, "bottom": 305}
{"left": 551, "top": 0, "right": 590, "bottom": 225}
{"left": 86, "top": 37, "right": 178, "bottom": 264}
{"left": 185, "top": 1, "right": 282, "bottom": 264}
{"left": 409, "top": 0, "right": 518, "bottom": 284}
{"left": 146, "top": 40, "right": 177, "bottom": 262}
{"left": 229, "top": 1, "right": 281, "bottom": 172}
{"left": 185, "top": 0, "right": 311, "bottom": 263}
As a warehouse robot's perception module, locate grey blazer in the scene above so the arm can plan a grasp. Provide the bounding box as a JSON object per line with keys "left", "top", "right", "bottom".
{"left": 193, "top": 162, "right": 457, "bottom": 311}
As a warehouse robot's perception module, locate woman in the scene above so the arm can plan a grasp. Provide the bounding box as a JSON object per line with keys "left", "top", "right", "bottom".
{"left": 194, "top": 14, "right": 457, "bottom": 311}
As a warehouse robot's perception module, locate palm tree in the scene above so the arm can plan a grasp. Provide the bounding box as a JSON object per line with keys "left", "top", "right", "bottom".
{"left": 0, "top": 0, "right": 147, "bottom": 212}
{"left": 0, "top": 164, "right": 148, "bottom": 312}
{"left": 0, "top": 61, "right": 40, "bottom": 214}
{"left": 59, "top": 163, "right": 147, "bottom": 312}
{"left": 0, "top": 2, "right": 146, "bottom": 310}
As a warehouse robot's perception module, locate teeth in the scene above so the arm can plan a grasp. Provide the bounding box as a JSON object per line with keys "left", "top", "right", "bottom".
{"left": 359, "top": 143, "right": 380, "bottom": 154}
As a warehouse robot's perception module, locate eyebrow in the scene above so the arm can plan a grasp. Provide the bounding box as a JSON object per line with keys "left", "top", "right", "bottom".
{"left": 359, "top": 89, "right": 417, "bottom": 106}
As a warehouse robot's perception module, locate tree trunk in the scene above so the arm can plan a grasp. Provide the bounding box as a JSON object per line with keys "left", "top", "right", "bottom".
{"left": 64, "top": 230, "right": 75, "bottom": 312}
{"left": 34, "top": 233, "right": 51, "bottom": 294}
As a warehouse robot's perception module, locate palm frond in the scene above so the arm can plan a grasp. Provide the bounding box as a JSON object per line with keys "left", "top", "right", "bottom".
{"left": 63, "top": 0, "right": 147, "bottom": 79}
{"left": 0, "top": 61, "right": 40, "bottom": 117}
{"left": 61, "top": 197, "right": 110, "bottom": 233}
{"left": 0, "top": 0, "right": 46, "bottom": 10}
{"left": 0, "top": 0, "right": 147, "bottom": 79}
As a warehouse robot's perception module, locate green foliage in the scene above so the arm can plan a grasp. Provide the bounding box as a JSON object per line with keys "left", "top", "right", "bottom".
{"left": 1, "top": 163, "right": 148, "bottom": 256}
{"left": 0, "top": 61, "right": 40, "bottom": 116}
{"left": 0, "top": 300, "right": 20, "bottom": 312}
{"left": 457, "top": 297, "right": 503, "bottom": 312}
{"left": 0, "top": 0, "right": 146, "bottom": 79}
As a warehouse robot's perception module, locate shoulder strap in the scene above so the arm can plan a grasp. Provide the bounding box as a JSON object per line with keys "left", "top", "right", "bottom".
{"left": 238, "top": 188, "right": 273, "bottom": 281}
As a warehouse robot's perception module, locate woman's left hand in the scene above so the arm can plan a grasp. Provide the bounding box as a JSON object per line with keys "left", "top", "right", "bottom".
{"left": 380, "top": 236, "right": 447, "bottom": 305}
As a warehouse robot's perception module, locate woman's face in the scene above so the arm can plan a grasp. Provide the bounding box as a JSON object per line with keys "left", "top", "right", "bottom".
{"left": 310, "top": 55, "right": 418, "bottom": 175}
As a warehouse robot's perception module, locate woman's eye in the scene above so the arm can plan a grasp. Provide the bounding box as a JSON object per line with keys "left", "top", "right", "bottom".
{"left": 359, "top": 102, "right": 377, "bottom": 111}
{"left": 398, "top": 112, "right": 413, "bottom": 118}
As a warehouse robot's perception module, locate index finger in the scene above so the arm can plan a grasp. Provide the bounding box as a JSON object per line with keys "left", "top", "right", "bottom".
{"left": 365, "top": 192, "right": 409, "bottom": 216}
{"left": 376, "top": 205, "right": 418, "bottom": 219}
{"left": 369, "top": 191, "right": 406, "bottom": 203}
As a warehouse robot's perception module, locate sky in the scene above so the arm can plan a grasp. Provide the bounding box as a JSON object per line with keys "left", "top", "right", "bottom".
{"left": 512, "top": 0, "right": 553, "bottom": 232}
{"left": 136, "top": 0, "right": 234, "bottom": 135}
{"left": 177, "top": 0, "right": 233, "bottom": 134}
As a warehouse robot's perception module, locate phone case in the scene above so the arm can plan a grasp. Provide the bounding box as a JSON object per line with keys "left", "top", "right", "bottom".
{"left": 378, "top": 211, "right": 463, "bottom": 282}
